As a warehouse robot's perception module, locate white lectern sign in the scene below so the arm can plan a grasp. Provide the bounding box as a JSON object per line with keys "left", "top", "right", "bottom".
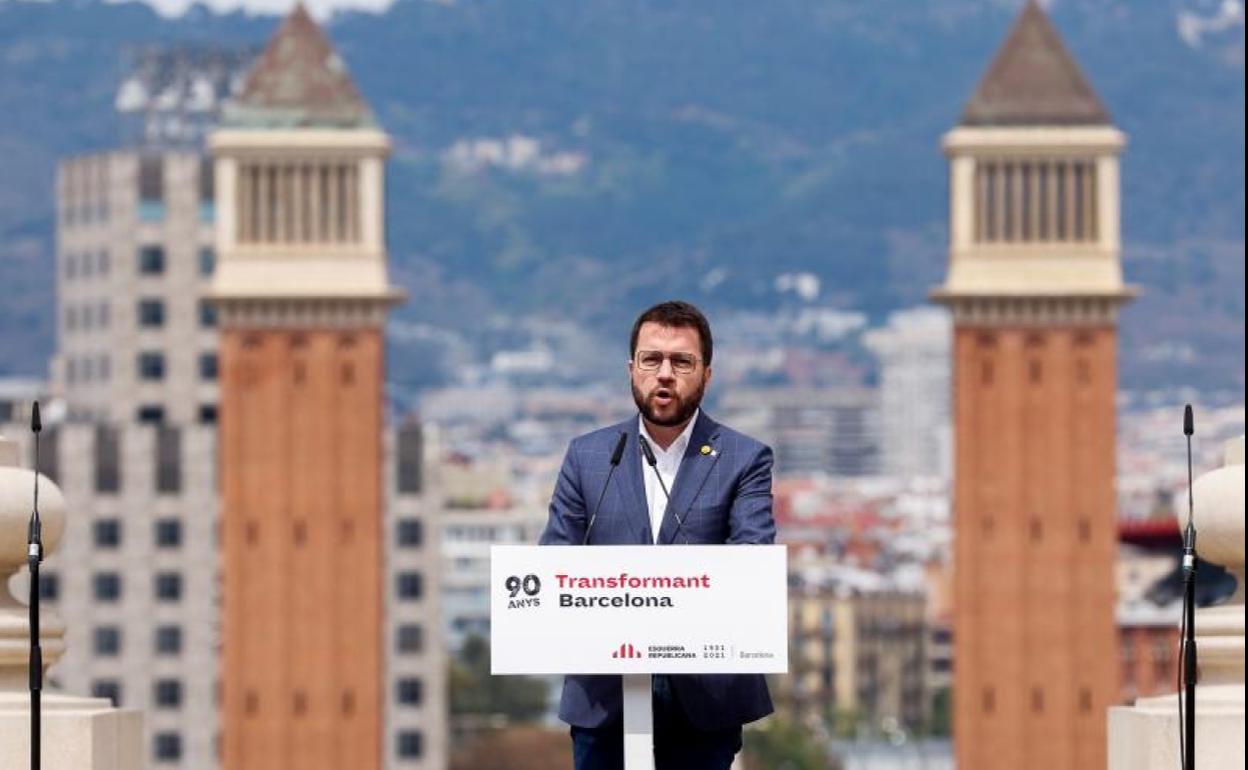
{"left": 490, "top": 544, "right": 788, "bottom": 675}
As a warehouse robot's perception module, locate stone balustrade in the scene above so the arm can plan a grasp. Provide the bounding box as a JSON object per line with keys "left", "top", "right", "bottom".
{"left": 1108, "top": 435, "right": 1245, "bottom": 769}
{"left": 0, "top": 435, "right": 141, "bottom": 769}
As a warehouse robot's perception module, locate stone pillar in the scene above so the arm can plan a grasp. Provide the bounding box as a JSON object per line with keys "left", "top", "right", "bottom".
{"left": 1108, "top": 435, "right": 1246, "bottom": 769}
{"left": 0, "top": 436, "right": 142, "bottom": 770}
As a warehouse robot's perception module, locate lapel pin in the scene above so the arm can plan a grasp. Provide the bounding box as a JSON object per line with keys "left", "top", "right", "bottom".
{"left": 701, "top": 444, "right": 714, "bottom": 456}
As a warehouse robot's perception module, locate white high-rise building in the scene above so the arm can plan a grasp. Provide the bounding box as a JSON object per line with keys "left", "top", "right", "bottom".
{"left": 864, "top": 307, "right": 952, "bottom": 481}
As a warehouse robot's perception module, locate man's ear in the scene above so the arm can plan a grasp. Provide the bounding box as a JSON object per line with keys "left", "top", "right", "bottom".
{"left": 703, "top": 365, "right": 713, "bottom": 388}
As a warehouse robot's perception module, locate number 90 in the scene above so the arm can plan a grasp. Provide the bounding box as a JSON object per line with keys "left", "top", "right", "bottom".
{"left": 505, "top": 574, "right": 541, "bottom": 598}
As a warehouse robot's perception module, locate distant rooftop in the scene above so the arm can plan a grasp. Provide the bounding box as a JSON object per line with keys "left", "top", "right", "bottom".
{"left": 225, "top": 3, "right": 374, "bottom": 129}
{"left": 115, "top": 44, "right": 256, "bottom": 149}
{"left": 960, "top": 0, "right": 1111, "bottom": 127}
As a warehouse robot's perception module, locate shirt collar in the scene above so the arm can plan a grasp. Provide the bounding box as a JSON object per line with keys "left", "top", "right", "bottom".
{"left": 639, "top": 409, "right": 700, "bottom": 460}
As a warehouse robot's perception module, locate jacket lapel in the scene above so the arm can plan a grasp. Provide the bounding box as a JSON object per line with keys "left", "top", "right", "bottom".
{"left": 657, "top": 412, "right": 722, "bottom": 545}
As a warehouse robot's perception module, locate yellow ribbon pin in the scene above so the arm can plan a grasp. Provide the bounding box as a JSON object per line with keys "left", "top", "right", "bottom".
{"left": 700, "top": 445, "right": 712, "bottom": 456}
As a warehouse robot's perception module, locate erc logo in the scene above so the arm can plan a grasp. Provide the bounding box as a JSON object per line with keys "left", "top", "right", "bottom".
{"left": 611, "top": 643, "right": 644, "bottom": 660}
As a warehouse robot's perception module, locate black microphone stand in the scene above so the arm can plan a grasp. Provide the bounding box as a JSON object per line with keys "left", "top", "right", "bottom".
{"left": 583, "top": 432, "right": 628, "bottom": 545}
{"left": 1178, "top": 404, "right": 1197, "bottom": 770}
{"left": 28, "top": 401, "right": 44, "bottom": 770}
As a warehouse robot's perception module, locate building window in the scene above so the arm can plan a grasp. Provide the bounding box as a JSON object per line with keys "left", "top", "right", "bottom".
{"left": 64, "top": 252, "right": 77, "bottom": 280}
{"left": 155, "top": 572, "right": 182, "bottom": 602}
{"left": 138, "top": 155, "right": 165, "bottom": 222}
{"left": 199, "top": 404, "right": 218, "bottom": 424}
{"left": 138, "top": 352, "right": 165, "bottom": 381}
{"left": 980, "top": 359, "right": 994, "bottom": 386}
{"left": 397, "top": 678, "right": 423, "bottom": 707}
{"left": 199, "top": 300, "right": 217, "bottom": 328}
{"left": 137, "top": 405, "right": 165, "bottom": 424}
{"left": 200, "top": 353, "right": 218, "bottom": 381}
{"left": 138, "top": 299, "right": 165, "bottom": 328}
{"left": 397, "top": 519, "right": 423, "bottom": 547}
{"left": 94, "top": 518, "right": 122, "bottom": 548}
{"left": 93, "top": 572, "right": 122, "bottom": 602}
{"left": 139, "top": 245, "right": 166, "bottom": 275}
{"left": 155, "top": 625, "right": 183, "bottom": 656}
{"left": 198, "top": 247, "right": 216, "bottom": 277}
{"left": 39, "top": 573, "right": 60, "bottom": 601}
{"left": 397, "top": 423, "right": 423, "bottom": 494}
{"left": 98, "top": 249, "right": 110, "bottom": 275}
{"left": 397, "top": 731, "right": 423, "bottom": 759}
{"left": 94, "top": 425, "right": 121, "bottom": 493}
{"left": 154, "top": 679, "right": 183, "bottom": 709}
{"left": 199, "top": 158, "right": 215, "bottom": 222}
{"left": 153, "top": 732, "right": 182, "bottom": 762}
{"left": 155, "top": 518, "right": 182, "bottom": 548}
{"left": 1076, "top": 358, "right": 1092, "bottom": 386}
{"left": 92, "top": 680, "right": 121, "bottom": 707}
{"left": 397, "top": 572, "right": 424, "bottom": 600}
{"left": 397, "top": 624, "right": 424, "bottom": 654}
{"left": 155, "top": 426, "right": 181, "bottom": 493}
{"left": 94, "top": 626, "right": 122, "bottom": 656}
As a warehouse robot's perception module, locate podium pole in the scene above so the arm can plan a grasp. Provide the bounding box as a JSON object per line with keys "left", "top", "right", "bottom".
{"left": 622, "top": 674, "right": 654, "bottom": 770}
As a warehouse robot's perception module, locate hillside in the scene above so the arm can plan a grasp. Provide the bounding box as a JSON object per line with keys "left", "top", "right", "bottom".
{"left": 0, "top": 0, "right": 1243, "bottom": 392}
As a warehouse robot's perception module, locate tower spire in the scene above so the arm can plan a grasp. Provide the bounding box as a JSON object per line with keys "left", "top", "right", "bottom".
{"left": 227, "top": 2, "right": 374, "bottom": 128}
{"left": 961, "top": 0, "right": 1110, "bottom": 127}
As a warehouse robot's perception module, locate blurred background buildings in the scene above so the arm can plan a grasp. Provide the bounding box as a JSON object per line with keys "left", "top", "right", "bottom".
{"left": 0, "top": 1, "right": 1242, "bottom": 769}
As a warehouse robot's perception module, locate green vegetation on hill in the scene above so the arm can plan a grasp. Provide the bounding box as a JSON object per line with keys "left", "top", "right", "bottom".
{"left": 0, "top": 0, "right": 1242, "bottom": 392}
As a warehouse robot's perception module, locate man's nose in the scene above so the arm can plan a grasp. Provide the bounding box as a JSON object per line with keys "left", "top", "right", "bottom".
{"left": 656, "top": 359, "right": 677, "bottom": 380}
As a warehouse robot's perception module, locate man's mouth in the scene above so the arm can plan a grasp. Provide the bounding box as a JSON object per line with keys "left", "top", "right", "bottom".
{"left": 652, "top": 388, "right": 674, "bottom": 408}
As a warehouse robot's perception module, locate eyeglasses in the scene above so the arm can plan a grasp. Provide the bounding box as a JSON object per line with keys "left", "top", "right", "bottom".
{"left": 634, "top": 350, "right": 701, "bottom": 375}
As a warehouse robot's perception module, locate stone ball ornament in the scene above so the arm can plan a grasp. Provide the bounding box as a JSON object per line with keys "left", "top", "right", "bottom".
{"left": 0, "top": 437, "right": 66, "bottom": 576}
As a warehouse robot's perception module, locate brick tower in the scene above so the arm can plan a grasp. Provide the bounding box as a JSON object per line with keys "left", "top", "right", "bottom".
{"left": 209, "top": 6, "right": 401, "bottom": 770}
{"left": 933, "top": 2, "right": 1134, "bottom": 769}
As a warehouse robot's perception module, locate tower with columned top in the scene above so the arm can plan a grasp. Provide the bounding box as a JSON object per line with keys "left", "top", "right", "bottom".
{"left": 210, "top": 6, "right": 402, "bottom": 769}
{"left": 933, "top": 2, "right": 1134, "bottom": 768}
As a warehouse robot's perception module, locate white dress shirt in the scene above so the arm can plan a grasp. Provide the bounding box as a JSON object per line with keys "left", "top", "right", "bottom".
{"left": 639, "top": 410, "right": 699, "bottom": 543}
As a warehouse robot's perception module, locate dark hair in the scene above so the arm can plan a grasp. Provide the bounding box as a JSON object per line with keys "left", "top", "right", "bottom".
{"left": 630, "top": 301, "right": 713, "bottom": 366}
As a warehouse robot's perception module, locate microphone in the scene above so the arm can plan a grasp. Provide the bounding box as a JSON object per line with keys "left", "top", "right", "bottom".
{"left": 639, "top": 436, "right": 683, "bottom": 544}
{"left": 28, "top": 401, "right": 45, "bottom": 770}
{"left": 583, "top": 432, "right": 627, "bottom": 545}
{"left": 1178, "top": 404, "right": 1198, "bottom": 770}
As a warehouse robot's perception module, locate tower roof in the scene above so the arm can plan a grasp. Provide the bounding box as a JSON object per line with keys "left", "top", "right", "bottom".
{"left": 960, "top": 0, "right": 1110, "bottom": 127}
{"left": 226, "top": 3, "right": 374, "bottom": 129}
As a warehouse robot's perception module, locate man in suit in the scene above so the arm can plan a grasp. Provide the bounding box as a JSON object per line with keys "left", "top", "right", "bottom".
{"left": 540, "top": 300, "right": 776, "bottom": 770}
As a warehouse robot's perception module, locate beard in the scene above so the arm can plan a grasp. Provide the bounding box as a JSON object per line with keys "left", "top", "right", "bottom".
{"left": 632, "top": 377, "right": 705, "bottom": 428}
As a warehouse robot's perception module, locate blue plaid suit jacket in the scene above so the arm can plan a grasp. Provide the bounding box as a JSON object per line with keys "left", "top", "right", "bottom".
{"left": 539, "top": 411, "right": 776, "bottom": 730}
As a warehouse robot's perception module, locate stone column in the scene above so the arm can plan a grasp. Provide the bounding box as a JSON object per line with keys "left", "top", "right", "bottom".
{"left": 0, "top": 436, "right": 142, "bottom": 769}
{"left": 1108, "top": 435, "right": 1246, "bottom": 769}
